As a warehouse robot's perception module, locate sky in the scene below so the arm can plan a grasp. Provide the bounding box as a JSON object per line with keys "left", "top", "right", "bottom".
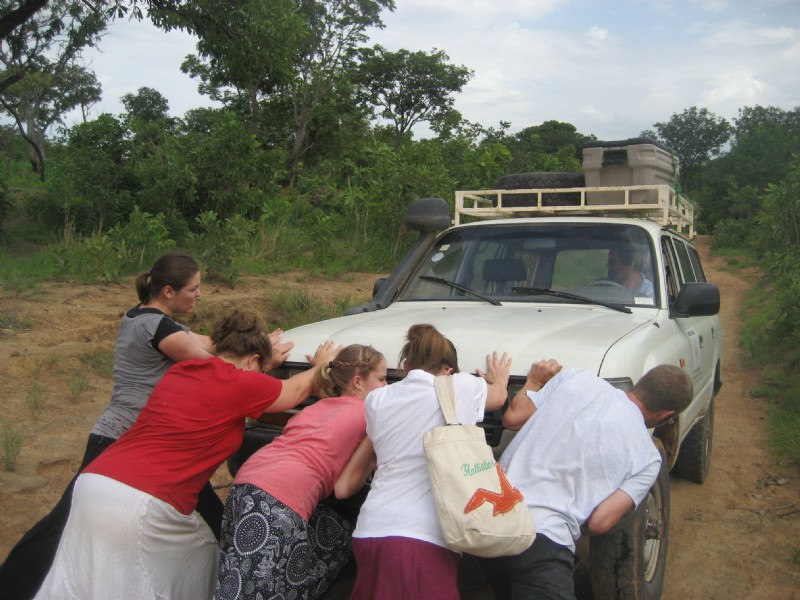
{"left": 68, "top": 0, "right": 800, "bottom": 141}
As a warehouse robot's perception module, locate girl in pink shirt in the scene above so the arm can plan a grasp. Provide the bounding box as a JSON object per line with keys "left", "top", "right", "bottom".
{"left": 215, "top": 344, "right": 388, "bottom": 600}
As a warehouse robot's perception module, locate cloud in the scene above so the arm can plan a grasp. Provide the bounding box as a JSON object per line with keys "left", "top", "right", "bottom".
{"left": 587, "top": 26, "right": 609, "bottom": 44}
{"left": 65, "top": 1, "right": 800, "bottom": 141}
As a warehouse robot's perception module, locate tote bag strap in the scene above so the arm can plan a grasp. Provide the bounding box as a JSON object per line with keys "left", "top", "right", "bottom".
{"left": 434, "top": 375, "right": 459, "bottom": 425}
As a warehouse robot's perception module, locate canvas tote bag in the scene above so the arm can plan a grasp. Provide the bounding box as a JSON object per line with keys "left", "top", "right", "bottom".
{"left": 423, "top": 375, "right": 535, "bottom": 557}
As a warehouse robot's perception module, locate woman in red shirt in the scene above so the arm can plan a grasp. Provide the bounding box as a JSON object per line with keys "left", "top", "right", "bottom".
{"left": 34, "top": 310, "right": 339, "bottom": 600}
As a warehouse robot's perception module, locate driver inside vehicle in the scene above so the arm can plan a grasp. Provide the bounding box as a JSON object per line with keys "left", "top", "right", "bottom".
{"left": 604, "top": 245, "right": 654, "bottom": 298}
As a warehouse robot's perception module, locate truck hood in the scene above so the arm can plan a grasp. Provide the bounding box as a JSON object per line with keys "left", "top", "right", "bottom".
{"left": 280, "top": 301, "right": 654, "bottom": 376}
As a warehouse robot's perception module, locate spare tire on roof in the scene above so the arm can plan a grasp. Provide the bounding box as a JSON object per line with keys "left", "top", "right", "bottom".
{"left": 492, "top": 171, "right": 585, "bottom": 207}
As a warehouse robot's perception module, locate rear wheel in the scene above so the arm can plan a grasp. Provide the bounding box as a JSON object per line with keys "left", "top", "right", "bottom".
{"left": 590, "top": 441, "right": 670, "bottom": 600}
{"left": 672, "top": 397, "right": 714, "bottom": 483}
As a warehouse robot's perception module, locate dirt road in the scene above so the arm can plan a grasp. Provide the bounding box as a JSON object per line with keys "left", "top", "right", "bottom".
{"left": 0, "top": 239, "right": 797, "bottom": 598}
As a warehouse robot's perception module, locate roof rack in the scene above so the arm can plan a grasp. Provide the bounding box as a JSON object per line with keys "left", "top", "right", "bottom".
{"left": 454, "top": 185, "right": 694, "bottom": 237}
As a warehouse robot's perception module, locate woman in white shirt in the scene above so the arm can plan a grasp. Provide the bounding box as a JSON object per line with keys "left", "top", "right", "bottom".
{"left": 350, "top": 323, "right": 511, "bottom": 600}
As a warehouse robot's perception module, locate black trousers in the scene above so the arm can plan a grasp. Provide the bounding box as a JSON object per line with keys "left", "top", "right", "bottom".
{"left": 0, "top": 433, "right": 224, "bottom": 600}
{"left": 479, "top": 534, "right": 577, "bottom": 600}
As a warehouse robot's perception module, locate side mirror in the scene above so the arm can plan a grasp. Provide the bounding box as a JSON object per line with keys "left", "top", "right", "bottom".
{"left": 673, "top": 282, "right": 720, "bottom": 317}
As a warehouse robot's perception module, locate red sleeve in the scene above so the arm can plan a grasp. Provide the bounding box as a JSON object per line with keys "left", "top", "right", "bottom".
{"left": 236, "top": 370, "right": 284, "bottom": 418}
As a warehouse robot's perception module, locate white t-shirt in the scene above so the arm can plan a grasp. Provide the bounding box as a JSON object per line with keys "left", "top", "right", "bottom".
{"left": 353, "top": 370, "right": 488, "bottom": 547}
{"left": 499, "top": 369, "right": 661, "bottom": 552}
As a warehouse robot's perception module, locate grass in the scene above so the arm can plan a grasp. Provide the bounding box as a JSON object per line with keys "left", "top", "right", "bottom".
{"left": 26, "top": 382, "right": 47, "bottom": 414}
{"left": 737, "top": 259, "right": 800, "bottom": 467}
{"left": 80, "top": 351, "right": 114, "bottom": 377}
{"left": 270, "top": 289, "right": 332, "bottom": 330}
{"left": 2, "top": 422, "right": 24, "bottom": 472}
{"left": 69, "top": 370, "right": 89, "bottom": 402}
{"left": 712, "top": 246, "right": 759, "bottom": 270}
{"left": 0, "top": 311, "right": 32, "bottom": 330}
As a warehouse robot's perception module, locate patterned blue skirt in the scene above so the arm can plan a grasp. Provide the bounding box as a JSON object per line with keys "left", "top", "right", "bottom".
{"left": 214, "top": 483, "right": 353, "bottom": 600}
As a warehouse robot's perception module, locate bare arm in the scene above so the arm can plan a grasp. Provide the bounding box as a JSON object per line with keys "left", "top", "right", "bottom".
{"left": 476, "top": 352, "right": 512, "bottom": 411}
{"left": 584, "top": 489, "right": 635, "bottom": 535}
{"left": 158, "top": 331, "right": 214, "bottom": 362}
{"left": 502, "top": 359, "right": 562, "bottom": 430}
{"left": 334, "top": 437, "right": 376, "bottom": 499}
{"left": 260, "top": 341, "right": 341, "bottom": 414}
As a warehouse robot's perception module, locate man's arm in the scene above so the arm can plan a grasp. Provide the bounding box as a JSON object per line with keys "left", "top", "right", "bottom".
{"left": 584, "top": 489, "right": 635, "bottom": 534}
{"left": 501, "top": 359, "right": 561, "bottom": 430}
{"left": 584, "top": 457, "right": 662, "bottom": 534}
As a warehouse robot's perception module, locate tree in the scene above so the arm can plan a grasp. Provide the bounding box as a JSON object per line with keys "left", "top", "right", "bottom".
{"left": 649, "top": 106, "right": 732, "bottom": 192}
{"left": 1, "top": 63, "right": 102, "bottom": 180}
{"left": 283, "top": 0, "right": 395, "bottom": 185}
{"left": 0, "top": 2, "right": 112, "bottom": 179}
{"left": 353, "top": 45, "right": 472, "bottom": 137}
{"left": 501, "top": 120, "right": 595, "bottom": 174}
{"left": 176, "top": 0, "right": 305, "bottom": 131}
{"left": 690, "top": 105, "right": 800, "bottom": 233}
{"left": 121, "top": 86, "right": 170, "bottom": 123}
{"left": 0, "top": 2, "right": 110, "bottom": 94}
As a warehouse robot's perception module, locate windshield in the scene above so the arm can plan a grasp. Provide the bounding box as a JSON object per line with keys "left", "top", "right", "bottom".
{"left": 398, "top": 222, "right": 659, "bottom": 308}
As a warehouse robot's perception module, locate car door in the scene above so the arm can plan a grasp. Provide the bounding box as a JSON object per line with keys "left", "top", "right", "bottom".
{"left": 661, "top": 233, "right": 720, "bottom": 422}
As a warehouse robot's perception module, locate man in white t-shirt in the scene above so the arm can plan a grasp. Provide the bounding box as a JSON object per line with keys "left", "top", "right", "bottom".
{"left": 606, "top": 245, "right": 655, "bottom": 298}
{"left": 480, "top": 360, "right": 693, "bottom": 600}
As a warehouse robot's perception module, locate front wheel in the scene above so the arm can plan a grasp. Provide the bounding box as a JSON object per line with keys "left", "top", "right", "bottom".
{"left": 672, "top": 397, "right": 714, "bottom": 483}
{"left": 590, "top": 441, "right": 670, "bottom": 600}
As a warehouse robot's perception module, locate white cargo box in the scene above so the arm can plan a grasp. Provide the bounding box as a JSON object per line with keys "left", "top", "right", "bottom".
{"left": 582, "top": 138, "right": 678, "bottom": 205}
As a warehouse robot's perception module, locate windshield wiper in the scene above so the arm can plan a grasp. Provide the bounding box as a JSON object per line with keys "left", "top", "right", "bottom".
{"left": 419, "top": 275, "right": 502, "bottom": 306}
{"left": 511, "top": 286, "right": 632, "bottom": 314}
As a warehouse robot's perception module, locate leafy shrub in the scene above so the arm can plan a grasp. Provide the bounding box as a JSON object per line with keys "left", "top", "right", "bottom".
{"left": 712, "top": 217, "right": 754, "bottom": 249}
{"left": 757, "top": 159, "right": 800, "bottom": 342}
{"left": 0, "top": 173, "right": 12, "bottom": 238}
{"left": 46, "top": 207, "right": 174, "bottom": 283}
{"left": 187, "top": 211, "right": 255, "bottom": 287}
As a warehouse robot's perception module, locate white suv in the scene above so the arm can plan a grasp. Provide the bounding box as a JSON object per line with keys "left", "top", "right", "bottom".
{"left": 239, "top": 140, "right": 723, "bottom": 600}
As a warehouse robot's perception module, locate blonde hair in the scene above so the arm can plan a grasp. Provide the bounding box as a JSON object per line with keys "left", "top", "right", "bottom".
{"left": 314, "top": 344, "right": 385, "bottom": 398}
{"left": 399, "top": 324, "right": 459, "bottom": 374}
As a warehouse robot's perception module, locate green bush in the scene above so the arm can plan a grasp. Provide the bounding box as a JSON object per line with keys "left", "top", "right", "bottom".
{"left": 0, "top": 173, "right": 12, "bottom": 238}
{"left": 757, "top": 159, "right": 800, "bottom": 343}
{"left": 712, "top": 217, "right": 754, "bottom": 249}
{"left": 187, "top": 211, "right": 255, "bottom": 287}
{"left": 43, "top": 207, "right": 174, "bottom": 283}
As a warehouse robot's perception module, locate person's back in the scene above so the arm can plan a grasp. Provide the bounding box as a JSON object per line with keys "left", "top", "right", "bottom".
{"left": 355, "top": 370, "right": 486, "bottom": 545}
{"left": 499, "top": 369, "right": 660, "bottom": 551}
{"left": 234, "top": 395, "right": 367, "bottom": 521}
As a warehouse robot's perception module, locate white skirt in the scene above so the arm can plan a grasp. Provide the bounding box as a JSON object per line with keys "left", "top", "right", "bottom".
{"left": 35, "top": 473, "right": 218, "bottom": 600}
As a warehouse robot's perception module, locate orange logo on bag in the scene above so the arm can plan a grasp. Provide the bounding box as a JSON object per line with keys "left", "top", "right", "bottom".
{"left": 464, "top": 465, "right": 524, "bottom": 516}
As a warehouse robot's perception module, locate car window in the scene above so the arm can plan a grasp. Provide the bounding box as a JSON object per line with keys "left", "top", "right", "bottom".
{"left": 687, "top": 246, "right": 707, "bottom": 282}
{"left": 672, "top": 239, "right": 698, "bottom": 283}
{"left": 399, "top": 223, "right": 659, "bottom": 307}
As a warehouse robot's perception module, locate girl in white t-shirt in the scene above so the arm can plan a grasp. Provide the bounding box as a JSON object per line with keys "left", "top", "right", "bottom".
{"left": 350, "top": 324, "right": 511, "bottom": 600}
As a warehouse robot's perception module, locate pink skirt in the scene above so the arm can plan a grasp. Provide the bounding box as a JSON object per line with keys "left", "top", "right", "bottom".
{"left": 350, "top": 536, "right": 460, "bottom": 600}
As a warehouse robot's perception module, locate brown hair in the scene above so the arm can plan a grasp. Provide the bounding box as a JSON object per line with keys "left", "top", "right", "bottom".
{"left": 314, "top": 344, "right": 386, "bottom": 398}
{"left": 632, "top": 365, "right": 693, "bottom": 414}
{"left": 135, "top": 251, "right": 200, "bottom": 304}
{"left": 211, "top": 310, "right": 272, "bottom": 370}
{"left": 399, "top": 324, "right": 459, "bottom": 375}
